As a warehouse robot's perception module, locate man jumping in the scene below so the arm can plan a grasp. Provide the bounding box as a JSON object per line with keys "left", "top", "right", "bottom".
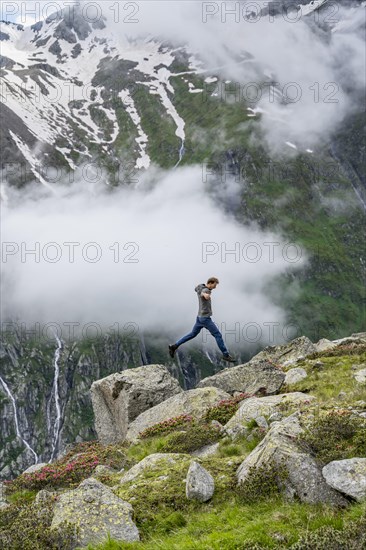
{"left": 168, "top": 277, "right": 236, "bottom": 363}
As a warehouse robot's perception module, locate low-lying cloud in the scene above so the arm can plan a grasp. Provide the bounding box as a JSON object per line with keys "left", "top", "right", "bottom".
{"left": 1, "top": 167, "right": 307, "bottom": 348}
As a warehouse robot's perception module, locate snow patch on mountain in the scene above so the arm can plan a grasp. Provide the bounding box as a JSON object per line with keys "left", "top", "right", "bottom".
{"left": 0, "top": 14, "right": 197, "bottom": 176}
{"left": 299, "top": 0, "right": 330, "bottom": 17}
{"left": 147, "top": 80, "right": 185, "bottom": 143}
{"left": 120, "top": 89, "right": 150, "bottom": 170}
{"left": 8, "top": 130, "right": 54, "bottom": 190}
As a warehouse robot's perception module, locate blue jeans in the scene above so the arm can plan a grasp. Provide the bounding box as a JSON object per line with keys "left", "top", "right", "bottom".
{"left": 175, "top": 316, "right": 229, "bottom": 356}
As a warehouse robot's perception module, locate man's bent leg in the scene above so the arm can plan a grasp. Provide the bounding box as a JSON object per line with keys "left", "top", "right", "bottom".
{"left": 203, "top": 318, "right": 229, "bottom": 356}
{"left": 175, "top": 317, "right": 203, "bottom": 347}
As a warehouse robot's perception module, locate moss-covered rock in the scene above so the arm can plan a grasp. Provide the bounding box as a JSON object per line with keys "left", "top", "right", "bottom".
{"left": 225, "top": 392, "right": 316, "bottom": 435}
{"left": 50, "top": 477, "right": 139, "bottom": 547}
{"left": 91, "top": 365, "right": 183, "bottom": 445}
{"left": 237, "top": 414, "right": 348, "bottom": 506}
{"left": 126, "top": 387, "right": 231, "bottom": 442}
{"left": 251, "top": 336, "right": 317, "bottom": 367}
{"left": 197, "top": 360, "right": 285, "bottom": 396}
{"left": 0, "top": 497, "right": 76, "bottom": 550}
{"left": 161, "top": 423, "right": 222, "bottom": 454}
{"left": 322, "top": 458, "right": 366, "bottom": 502}
{"left": 119, "top": 453, "right": 189, "bottom": 485}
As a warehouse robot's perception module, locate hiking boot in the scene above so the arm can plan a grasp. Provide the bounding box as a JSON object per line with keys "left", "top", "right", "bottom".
{"left": 169, "top": 344, "right": 178, "bottom": 358}
{"left": 222, "top": 354, "right": 236, "bottom": 363}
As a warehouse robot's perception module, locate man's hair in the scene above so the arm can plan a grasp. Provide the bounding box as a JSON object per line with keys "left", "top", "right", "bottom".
{"left": 207, "top": 277, "right": 219, "bottom": 285}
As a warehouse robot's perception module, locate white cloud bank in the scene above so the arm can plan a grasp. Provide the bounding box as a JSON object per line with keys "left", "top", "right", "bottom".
{"left": 1, "top": 167, "right": 307, "bottom": 348}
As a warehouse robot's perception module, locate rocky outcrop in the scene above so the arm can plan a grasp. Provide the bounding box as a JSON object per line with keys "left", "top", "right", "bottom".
{"left": 191, "top": 442, "right": 220, "bottom": 458}
{"left": 1, "top": 330, "right": 364, "bottom": 480}
{"left": 329, "top": 333, "right": 366, "bottom": 346}
{"left": 119, "top": 453, "right": 189, "bottom": 484}
{"left": 23, "top": 463, "right": 48, "bottom": 474}
{"left": 353, "top": 369, "right": 366, "bottom": 384}
{"left": 93, "top": 465, "right": 117, "bottom": 477}
{"left": 91, "top": 365, "right": 183, "bottom": 445}
{"left": 224, "top": 393, "right": 315, "bottom": 439}
{"left": 314, "top": 332, "right": 366, "bottom": 353}
{"left": 322, "top": 459, "right": 366, "bottom": 502}
{"left": 126, "top": 387, "right": 231, "bottom": 442}
{"left": 236, "top": 414, "right": 347, "bottom": 506}
{"left": 186, "top": 461, "right": 214, "bottom": 502}
{"left": 51, "top": 477, "right": 140, "bottom": 547}
{"left": 284, "top": 368, "right": 307, "bottom": 385}
{"left": 313, "top": 338, "right": 336, "bottom": 353}
{"left": 196, "top": 360, "right": 285, "bottom": 396}
{"left": 250, "top": 336, "right": 317, "bottom": 367}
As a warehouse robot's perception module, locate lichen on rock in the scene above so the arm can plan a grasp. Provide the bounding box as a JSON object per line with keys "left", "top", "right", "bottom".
{"left": 50, "top": 477, "right": 140, "bottom": 547}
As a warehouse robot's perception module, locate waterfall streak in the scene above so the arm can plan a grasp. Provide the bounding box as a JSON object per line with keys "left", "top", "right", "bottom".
{"left": 49, "top": 334, "right": 63, "bottom": 461}
{"left": 0, "top": 375, "right": 38, "bottom": 463}
{"left": 174, "top": 139, "right": 185, "bottom": 168}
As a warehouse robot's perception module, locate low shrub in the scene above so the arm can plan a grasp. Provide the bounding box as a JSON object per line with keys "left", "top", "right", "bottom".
{"left": 8, "top": 441, "right": 129, "bottom": 492}
{"left": 0, "top": 499, "right": 77, "bottom": 550}
{"left": 204, "top": 392, "right": 253, "bottom": 425}
{"left": 290, "top": 512, "right": 366, "bottom": 549}
{"left": 235, "top": 461, "right": 288, "bottom": 504}
{"left": 302, "top": 410, "right": 366, "bottom": 463}
{"left": 307, "top": 343, "right": 366, "bottom": 359}
{"left": 160, "top": 422, "right": 223, "bottom": 453}
{"left": 139, "top": 414, "right": 194, "bottom": 438}
{"left": 7, "top": 490, "right": 37, "bottom": 506}
{"left": 136, "top": 393, "right": 254, "bottom": 442}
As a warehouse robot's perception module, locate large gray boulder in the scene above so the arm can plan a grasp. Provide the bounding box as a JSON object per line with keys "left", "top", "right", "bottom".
{"left": 236, "top": 414, "right": 347, "bottom": 506}
{"left": 250, "top": 336, "right": 317, "bottom": 367}
{"left": 186, "top": 461, "right": 214, "bottom": 502}
{"left": 196, "top": 360, "right": 285, "bottom": 396}
{"left": 126, "top": 387, "right": 231, "bottom": 442}
{"left": 225, "top": 392, "right": 315, "bottom": 436}
{"left": 51, "top": 477, "right": 139, "bottom": 547}
{"left": 322, "top": 458, "right": 366, "bottom": 502}
{"left": 90, "top": 364, "right": 183, "bottom": 444}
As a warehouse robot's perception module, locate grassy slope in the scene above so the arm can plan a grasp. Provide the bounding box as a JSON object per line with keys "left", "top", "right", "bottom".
{"left": 85, "top": 347, "right": 366, "bottom": 549}
{"left": 2, "top": 346, "right": 366, "bottom": 550}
